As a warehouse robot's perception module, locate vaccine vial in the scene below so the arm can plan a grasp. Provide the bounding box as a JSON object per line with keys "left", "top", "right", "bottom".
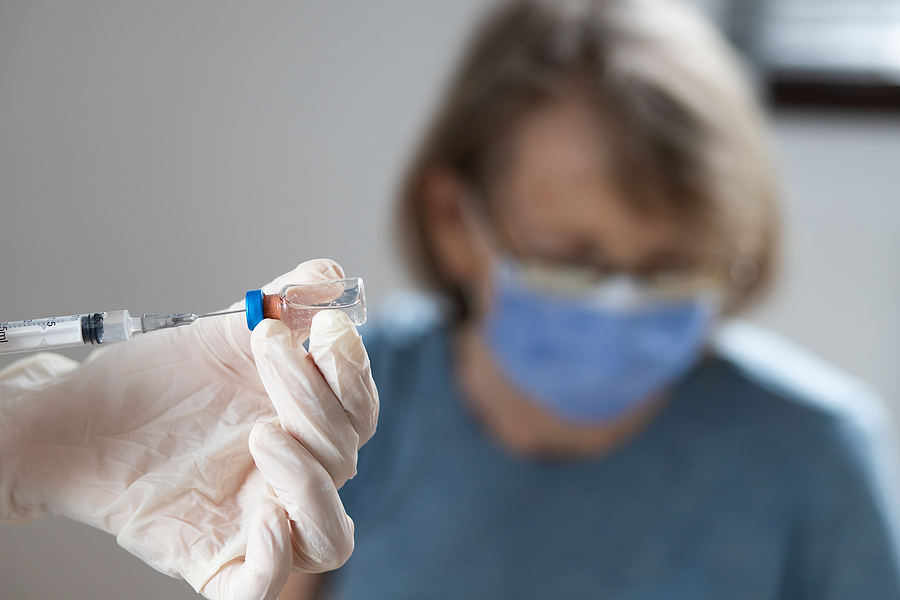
{"left": 244, "top": 278, "right": 366, "bottom": 331}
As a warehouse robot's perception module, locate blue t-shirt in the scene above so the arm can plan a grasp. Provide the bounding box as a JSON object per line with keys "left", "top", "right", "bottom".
{"left": 333, "top": 310, "right": 900, "bottom": 599}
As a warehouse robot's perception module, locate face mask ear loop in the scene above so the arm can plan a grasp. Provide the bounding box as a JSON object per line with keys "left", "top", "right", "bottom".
{"left": 461, "top": 189, "right": 515, "bottom": 272}
{"left": 457, "top": 189, "right": 517, "bottom": 325}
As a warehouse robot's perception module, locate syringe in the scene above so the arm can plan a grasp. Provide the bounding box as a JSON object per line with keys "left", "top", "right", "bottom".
{"left": 0, "top": 278, "right": 365, "bottom": 357}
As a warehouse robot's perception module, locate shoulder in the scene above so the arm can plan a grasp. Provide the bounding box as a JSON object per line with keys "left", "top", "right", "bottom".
{"left": 358, "top": 291, "right": 451, "bottom": 395}
{"left": 708, "top": 320, "right": 900, "bottom": 553}
{"left": 712, "top": 320, "right": 891, "bottom": 432}
{"left": 709, "top": 320, "right": 896, "bottom": 466}
{"left": 359, "top": 292, "right": 449, "bottom": 358}
{"left": 343, "top": 292, "right": 452, "bottom": 506}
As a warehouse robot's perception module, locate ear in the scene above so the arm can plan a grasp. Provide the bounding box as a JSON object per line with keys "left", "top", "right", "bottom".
{"left": 421, "top": 168, "right": 484, "bottom": 284}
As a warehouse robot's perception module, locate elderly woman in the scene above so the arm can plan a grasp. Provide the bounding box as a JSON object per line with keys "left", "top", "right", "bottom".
{"left": 283, "top": 0, "right": 900, "bottom": 597}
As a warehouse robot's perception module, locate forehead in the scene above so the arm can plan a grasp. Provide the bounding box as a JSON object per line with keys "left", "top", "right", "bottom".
{"left": 490, "top": 96, "right": 711, "bottom": 257}
{"left": 496, "top": 96, "right": 613, "bottom": 219}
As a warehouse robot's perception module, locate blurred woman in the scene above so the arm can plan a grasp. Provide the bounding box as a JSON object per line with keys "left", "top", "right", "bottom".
{"left": 283, "top": 0, "right": 900, "bottom": 597}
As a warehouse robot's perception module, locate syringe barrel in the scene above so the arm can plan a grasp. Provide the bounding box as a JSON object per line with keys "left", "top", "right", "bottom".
{"left": 0, "top": 310, "right": 135, "bottom": 356}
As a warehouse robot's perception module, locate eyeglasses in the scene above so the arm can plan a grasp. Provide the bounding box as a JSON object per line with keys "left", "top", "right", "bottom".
{"left": 502, "top": 257, "right": 729, "bottom": 301}
{"left": 465, "top": 193, "right": 755, "bottom": 301}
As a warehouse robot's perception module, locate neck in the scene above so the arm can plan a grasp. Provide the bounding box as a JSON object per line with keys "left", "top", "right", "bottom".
{"left": 454, "top": 323, "right": 667, "bottom": 459}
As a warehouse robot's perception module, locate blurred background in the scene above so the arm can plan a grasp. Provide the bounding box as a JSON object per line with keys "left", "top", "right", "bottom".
{"left": 1, "top": 1, "right": 898, "bottom": 597}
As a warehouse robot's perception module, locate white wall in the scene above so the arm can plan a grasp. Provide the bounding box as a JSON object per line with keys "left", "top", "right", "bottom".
{"left": 1, "top": 1, "right": 898, "bottom": 598}
{"left": 752, "top": 112, "right": 900, "bottom": 421}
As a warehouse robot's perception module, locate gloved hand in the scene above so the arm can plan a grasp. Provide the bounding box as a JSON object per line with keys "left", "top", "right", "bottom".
{"left": 0, "top": 259, "right": 379, "bottom": 600}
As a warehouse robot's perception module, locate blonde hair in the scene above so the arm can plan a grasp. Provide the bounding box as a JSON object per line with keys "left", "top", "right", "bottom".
{"left": 398, "top": 0, "right": 780, "bottom": 319}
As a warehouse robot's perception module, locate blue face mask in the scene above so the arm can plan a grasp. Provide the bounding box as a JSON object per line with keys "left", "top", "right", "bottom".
{"left": 482, "top": 259, "right": 718, "bottom": 423}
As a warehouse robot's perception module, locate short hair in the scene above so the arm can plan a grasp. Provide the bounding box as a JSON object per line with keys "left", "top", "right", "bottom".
{"left": 397, "top": 0, "right": 780, "bottom": 320}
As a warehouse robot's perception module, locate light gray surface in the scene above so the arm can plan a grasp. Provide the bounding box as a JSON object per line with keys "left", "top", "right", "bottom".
{"left": 750, "top": 112, "right": 900, "bottom": 424}
{"left": 1, "top": 1, "right": 898, "bottom": 598}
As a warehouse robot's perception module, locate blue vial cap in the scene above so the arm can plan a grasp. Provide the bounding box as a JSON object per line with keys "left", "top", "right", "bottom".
{"left": 245, "top": 289, "right": 265, "bottom": 330}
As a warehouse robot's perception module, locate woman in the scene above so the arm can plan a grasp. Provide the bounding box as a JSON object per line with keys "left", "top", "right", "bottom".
{"left": 283, "top": 0, "right": 900, "bottom": 597}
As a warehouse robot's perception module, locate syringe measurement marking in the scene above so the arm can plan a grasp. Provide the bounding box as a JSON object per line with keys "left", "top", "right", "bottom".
{"left": 0, "top": 316, "right": 76, "bottom": 344}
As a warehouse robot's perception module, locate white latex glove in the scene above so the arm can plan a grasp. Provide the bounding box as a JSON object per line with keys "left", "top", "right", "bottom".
{"left": 0, "top": 259, "right": 379, "bottom": 600}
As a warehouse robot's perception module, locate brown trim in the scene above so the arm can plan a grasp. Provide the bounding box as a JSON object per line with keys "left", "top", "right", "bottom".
{"left": 769, "top": 75, "right": 900, "bottom": 110}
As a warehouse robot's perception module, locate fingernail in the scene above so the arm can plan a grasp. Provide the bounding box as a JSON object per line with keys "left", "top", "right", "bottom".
{"left": 310, "top": 312, "right": 368, "bottom": 370}
{"left": 311, "top": 310, "right": 354, "bottom": 339}
{"left": 249, "top": 422, "right": 280, "bottom": 448}
{"left": 305, "top": 258, "right": 343, "bottom": 280}
{"left": 251, "top": 319, "right": 294, "bottom": 349}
